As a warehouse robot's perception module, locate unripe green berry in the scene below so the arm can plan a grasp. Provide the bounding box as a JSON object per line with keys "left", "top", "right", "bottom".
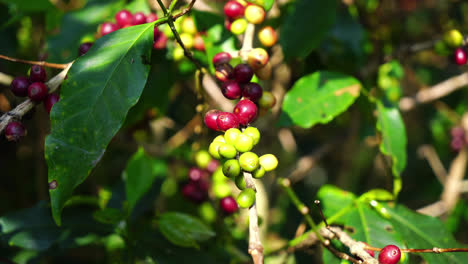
{"left": 213, "top": 181, "right": 232, "bottom": 198}
{"left": 212, "top": 167, "right": 227, "bottom": 182}
{"left": 443, "top": 29, "right": 464, "bottom": 48}
{"left": 218, "top": 143, "right": 238, "bottom": 159}
{"left": 173, "top": 46, "right": 185, "bottom": 61}
{"left": 230, "top": 18, "right": 247, "bottom": 35}
{"left": 224, "top": 128, "right": 242, "bottom": 145}
{"left": 236, "top": 188, "right": 256, "bottom": 208}
{"left": 213, "top": 135, "right": 226, "bottom": 143}
{"left": 234, "top": 133, "right": 254, "bottom": 152}
{"left": 209, "top": 141, "right": 223, "bottom": 159}
{"left": 239, "top": 152, "right": 259, "bottom": 172}
{"left": 243, "top": 127, "right": 260, "bottom": 145}
{"left": 181, "top": 16, "right": 197, "bottom": 35}
{"left": 259, "top": 154, "right": 278, "bottom": 172}
{"left": 195, "top": 150, "right": 211, "bottom": 169}
{"left": 252, "top": 165, "right": 266, "bottom": 179}
{"left": 179, "top": 33, "right": 194, "bottom": 49}
{"left": 222, "top": 159, "right": 241, "bottom": 178}
{"left": 235, "top": 174, "right": 246, "bottom": 190}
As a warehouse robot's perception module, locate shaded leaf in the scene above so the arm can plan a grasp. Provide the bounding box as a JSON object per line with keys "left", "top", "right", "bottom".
{"left": 282, "top": 71, "right": 361, "bottom": 128}
{"left": 159, "top": 212, "right": 215, "bottom": 248}
{"left": 45, "top": 22, "right": 155, "bottom": 225}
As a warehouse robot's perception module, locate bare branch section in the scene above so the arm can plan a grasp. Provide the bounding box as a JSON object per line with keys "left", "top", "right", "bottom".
{"left": 0, "top": 63, "right": 73, "bottom": 133}
{"left": 243, "top": 171, "right": 264, "bottom": 264}
{"left": 399, "top": 72, "right": 468, "bottom": 111}
{"left": 0, "top": 54, "right": 69, "bottom": 69}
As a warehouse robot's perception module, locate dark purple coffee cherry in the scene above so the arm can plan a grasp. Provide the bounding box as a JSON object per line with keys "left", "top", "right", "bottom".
{"left": 216, "top": 112, "right": 240, "bottom": 131}
{"left": 212, "top": 52, "right": 232, "bottom": 66}
{"left": 132, "top": 12, "right": 146, "bottom": 25}
{"left": 224, "top": 1, "right": 245, "bottom": 19}
{"left": 242, "top": 82, "right": 263, "bottom": 102}
{"left": 215, "top": 63, "right": 234, "bottom": 82}
{"left": 44, "top": 93, "right": 60, "bottom": 114}
{"left": 29, "top": 65, "right": 47, "bottom": 83}
{"left": 10, "top": 76, "right": 30, "bottom": 97}
{"left": 220, "top": 196, "right": 239, "bottom": 214}
{"left": 27, "top": 82, "right": 48, "bottom": 102}
{"left": 233, "top": 63, "right": 254, "bottom": 83}
{"left": 115, "top": 10, "right": 133, "bottom": 27}
{"left": 451, "top": 137, "right": 465, "bottom": 152}
{"left": 182, "top": 180, "right": 209, "bottom": 203}
{"left": 204, "top": 109, "right": 222, "bottom": 131}
{"left": 233, "top": 99, "right": 257, "bottom": 125}
{"left": 221, "top": 80, "right": 242, "bottom": 99}
{"left": 100, "top": 22, "right": 119, "bottom": 36}
{"left": 78, "top": 42, "right": 93, "bottom": 56}
{"left": 378, "top": 245, "right": 401, "bottom": 264}
{"left": 5, "top": 121, "right": 26, "bottom": 141}
{"left": 454, "top": 48, "right": 467, "bottom": 65}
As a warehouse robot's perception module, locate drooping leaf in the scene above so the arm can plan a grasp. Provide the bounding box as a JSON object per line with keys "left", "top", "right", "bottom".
{"left": 281, "top": 71, "right": 361, "bottom": 128}
{"left": 280, "top": 0, "right": 338, "bottom": 58}
{"left": 45, "top": 22, "right": 155, "bottom": 225}
{"left": 124, "top": 147, "right": 167, "bottom": 214}
{"left": 159, "top": 212, "right": 215, "bottom": 248}
{"left": 376, "top": 101, "right": 407, "bottom": 196}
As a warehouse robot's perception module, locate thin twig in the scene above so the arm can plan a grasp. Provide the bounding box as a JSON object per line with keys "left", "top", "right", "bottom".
{"left": 417, "top": 144, "right": 447, "bottom": 184}
{"left": 243, "top": 171, "right": 264, "bottom": 264}
{"left": 441, "top": 148, "right": 467, "bottom": 211}
{"left": 172, "top": 0, "right": 197, "bottom": 20}
{"left": 0, "top": 54, "right": 69, "bottom": 69}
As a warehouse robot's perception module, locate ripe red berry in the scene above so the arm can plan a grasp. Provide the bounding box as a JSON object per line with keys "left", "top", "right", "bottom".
{"left": 224, "top": 18, "right": 233, "bottom": 31}
{"left": 454, "top": 48, "right": 467, "bottom": 65}
{"left": 153, "top": 31, "right": 168, "bottom": 50}
{"left": 212, "top": 52, "right": 232, "bottom": 66}
{"left": 146, "top": 13, "right": 158, "bottom": 23}
{"left": 27, "top": 82, "right": 48, "bottom": 102}
{"left": 115, "top": 10, "right": 133, "bottom": 27}
{"left": 44, "top": 93, "right": 60, "bottom": 113}
{"left": 182, "top": 181, "right": 208, "bottom": 203}
{"left": 204, "top": 109, "right": 222, "bottom": 131}
{"left": 221, "top": 80, "right": 242, "bottom": 99}
{"left": 193, "top": 33, "right": 205, "bottom": 51}
{"left": 10, "top": 76, "right": 30, "bottom": 97}
{"left": 378, "top": 245, "right": 401, "bottom": 264}
{"left": 188, "top": 167, "right": 208, "bottom": 182}
{"left": 451, "top": 126, "right": 465, "bottom": 138}
{"left": 242, "top": 82, "right": 263, "bottom": 102}
{"left": 220, "top": 196, "right": 239, "bottom": 214}
{"left": 233, "top": 99, "right": 257, "bottom": 125}
{"left": 233, "top": 64, "right": 254, "bottom": 83}
{"left": 5, "top": 121, "right": 26, "bottom": 141}
{"left": 78, "top": 42, "right": 93, "bottom": 56}
{"left": 132, "top": 12, "right": 146, "bottom": 25}
{"left": 100, "top": 22, "right": 119, "bottom": 36}
{"left": 29, "top": 65, "right": 47, "bottom": 82}
{"left": 362, "top": 242, "right": 375, "bottom": 258}
{"left": 207, "top": 159, "right": 220, "bottom": 173}
{"left": 216, "top": 112, "right": 240, "bottom": 131}
{"left": 215, "top": 63, "right": 234, "bottom": 82}
{"left": 224, "top": 1, "right": 245, "bottom": 19}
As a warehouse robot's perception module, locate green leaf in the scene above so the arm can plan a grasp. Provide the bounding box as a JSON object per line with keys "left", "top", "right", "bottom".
{"left": 202, "top": 24, "right": 237, "bottom": 73}
{"left": 159, "top": 212, "right": 215, "bottom": 248}
{"left": 359, "top": 189, "right": 394, "bottom": 203}
{"left": 317, "top": 184, "right": 355, "bottom": 219}
{"left": 45, "top": 22, "right": 155, "bottom": 225}
{"left": 280, "top": 0, "right": 338, "bottom": 58}
{"left": 385, "top": 205, "right": 466, "bottom": 264}
{"left": 282, "top": 71, "right": 361, "bottom": 128}
{"left": 376, "top": 101, "right": 407, "bottom": 196}
{"left": 124, "top": 147, "right": 167, "bottom": 214}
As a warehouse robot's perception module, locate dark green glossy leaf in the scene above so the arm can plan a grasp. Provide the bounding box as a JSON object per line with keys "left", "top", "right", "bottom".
{"left": 376, "top": 101, "right": 407, "bottom": 196}
{"left": 45, "top": 22, "right": 155, "bottom": 225}
{"left": 317, "top": 184, "right": 355, "bottom": 221}
{"left": 280, "top": 0, "right": 337, "bottom": 58}
{"left": 282, "top": 71, "right": 361, "bottom": 128}
{"left": 125, "top": 147, "right": 167, "bottom": 214}
{"left": 159, "top": 212, "right": 215, "bottom": 248}
{"left": 386, "top": 204, "right": 466, "bottom": 264}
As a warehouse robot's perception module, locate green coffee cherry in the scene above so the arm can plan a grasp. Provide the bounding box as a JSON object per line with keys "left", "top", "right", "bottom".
{"left": 239, "top": 152, "right": 259, "bottom": 172}
{"left": 218, "top": 143, "right": 237, "bottom": 159}
{"left": 236, "top": 188, "right": 256, "bottom": 208}
{"left": 209, "top": 141, "right": 223, "bottom": 159}
{"left": 443, "top": 29, "right": 464, "bottom": 48}
{"left": 259, "top": 154, "right": 278, "bottom": 172}
{"left": 222, "top": 159, "right": 241, "bottom": 178}
{"left": 231, "top": 18, "right": 248, "bottom": 35}
{"left": 243, "top": 127, "right": 260, "bottom": 145}
{"left": 234, "top": 133, "right": 254, "bottom": 152}
{"left": 213, "top": 181, "right": 232, "bottom": 198}
{"left": 224, "top": 128, "right": 242, "bottom": 145}
{"left": 235, "top": 174, "right": 246, "bottom": 190}
{"left": 213, "top": 135, "right": 226, "bottom": 143}
{"left": 252, "top": 165, "right": 266, "bottom": 179}
{"left": 212, "top": 167, "right": 227, "bottom": 182}
{"left": 195, "top": 150, "right": 211, "bottom": 169}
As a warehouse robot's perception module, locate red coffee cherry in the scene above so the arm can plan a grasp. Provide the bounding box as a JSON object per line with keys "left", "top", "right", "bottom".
{"left": 212, "top": 52, "right": 232, "bottom": 66}
{"left": 115, "top": 10, "right": 133, "bottom": 27}
{"left": 207, "top": 159, "right": 220, "bottom": 173}
{"left": 182, "top": 181, "right": 209, "bottom": 203}
{"left": 362, "top": 242, "right": 375, "bottom": 258}
{"left": 153, "top": 31, "right": 168, "bottom": 50}
{"left": 233, "top": 99, "right": 257, "bottom": 125}
{"left": 220, "top": 196, "right": 239, "bottom": 214}
{"left": 27, "top": 82, "right": 48, "bottom": 102}
{"left": 378, "top": 245, "right": 401, "bottom": 264}
{"left": 146, "top": 13, "right": 158, "bottom": 23}
{"left": 242, "top": 82, "right": 263, "bottom": 102}
{"left": 193, "top": 33, "right": 205, "bottom": 52}
{"left": 10, "top": 76, "right": 30, "bottom": 97}
{"left": 221, "top": 80, "right": 242, "bottom": 99}
{"left": 216, "top": 112, "right": 240, "bottom": 131}
{"left": 78, "top": 42, "right": 93, "bottom": 56}
{"left": 100, "top": 22, "right": 119, "bottom": 36}
{"left": 204, "top": 109, "right": 222, "bottom": 131}
{"left": 233, "top": 64, "right": 254, "bottom": 83}
{"left": 5, "top": 121, "right": 26, "bottom": 141}
{"left": 132, "top": 12, "right": 146, "bottom": 25}
{"left": 29, "top": 65, "right": 47, "bottom": 83}
{"left": 224, "top": 0, "right": 245, "bottom": 19}
{"left": 44, "top": 93, "right": 60, "bottom": 114}
{"left": 454, "top": 47, "right": 467, "bottom": 65}
{"left": 188, "top": 167, "right": 208, "bottom": 182}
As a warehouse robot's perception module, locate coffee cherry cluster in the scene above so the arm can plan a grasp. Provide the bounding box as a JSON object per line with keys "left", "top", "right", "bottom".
{"left": 5, "top": 65, "right": 60, "bottom": 141}
{"left": 436, "top": 29, "right": 467, "bottom": 65}
{"left": 450, "top": 126, "right": 467, "bottom": 152}
{"left": 97, "top": 9, "right": 168, "bottom": 51}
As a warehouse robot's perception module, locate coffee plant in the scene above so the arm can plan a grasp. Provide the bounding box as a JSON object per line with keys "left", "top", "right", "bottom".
{"left": 1, "top": 0, "right": 468, "bottom": 263}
